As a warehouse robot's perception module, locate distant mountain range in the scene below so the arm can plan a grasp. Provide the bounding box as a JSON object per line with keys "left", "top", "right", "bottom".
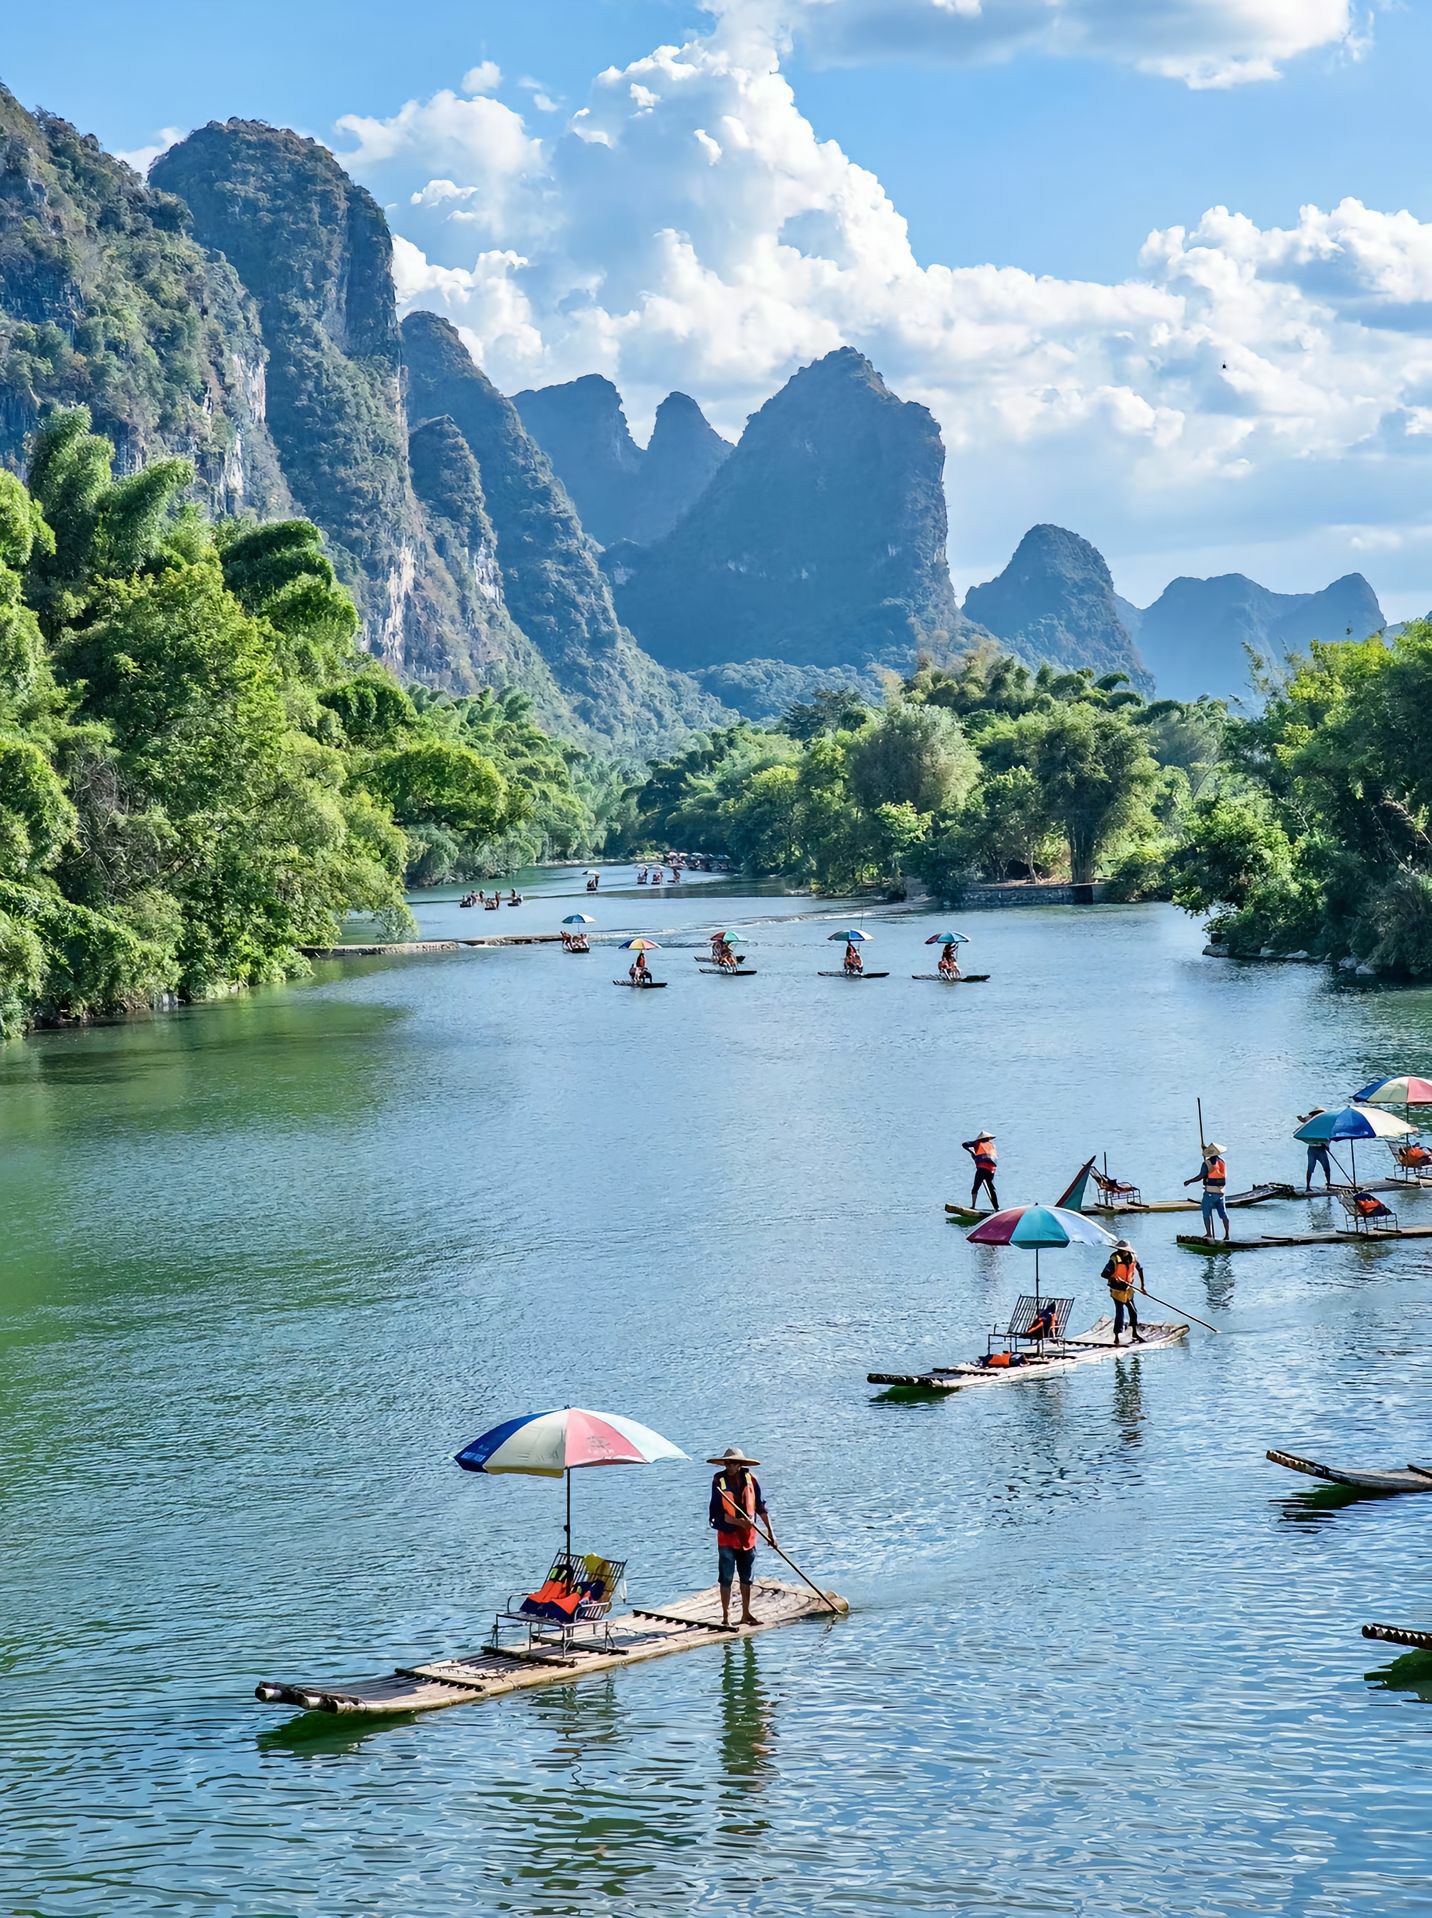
{"left": 0, "top": 80, "right": 1395, "bottom": 740}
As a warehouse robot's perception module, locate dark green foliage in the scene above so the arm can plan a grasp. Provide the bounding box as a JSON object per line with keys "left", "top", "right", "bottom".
{"left": 0, "top": 412, "right": 602, "bottom": 1033}
{"left": 619, "top": 647, "right": 1200, "bottom": 896}
{"left": 1170, "top": 623, "right": 1432, "bottom": 974}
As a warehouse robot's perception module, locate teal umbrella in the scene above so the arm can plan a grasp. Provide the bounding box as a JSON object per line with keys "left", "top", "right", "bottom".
{"left": 828, "top": 929, "right": 872, "bottom": 942}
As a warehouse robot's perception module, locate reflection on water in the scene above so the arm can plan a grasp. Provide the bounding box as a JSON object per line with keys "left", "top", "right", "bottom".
{"left": 2, "top": 880, "right": 1431, "bottom": 1913}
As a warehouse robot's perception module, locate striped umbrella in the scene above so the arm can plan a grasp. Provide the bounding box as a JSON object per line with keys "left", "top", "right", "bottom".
{"left": 456, "top": 1407, "right": 688, "bottom": 1553}
{"left": 1295, "top": 1103, "right": 1414, "bottom": 1186}
{"left": 924, "top": 931, "right": 970, "bottom": 945}
{"left": 968, "top": 1202, "right": 1117, "bottom": 1302}
{"left": 1353, "top": 1075, "right": 1432, "bottom": 1111}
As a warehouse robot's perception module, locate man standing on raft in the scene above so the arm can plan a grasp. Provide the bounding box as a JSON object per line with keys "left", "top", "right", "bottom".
{"left": 1102, "top": 1238, "right": 1146, "bottom": 1345}
{"left": 709, "top": 1446, "right": 773, "bottom": 1628}
{"left": 962, "top": 1131, "right": 999, "bottom": 1210}
{"left": 1184, "top": 1142, "right": 1230, "bottom": 1242}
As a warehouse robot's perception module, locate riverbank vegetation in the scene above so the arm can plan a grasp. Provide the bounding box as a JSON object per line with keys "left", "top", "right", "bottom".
{"left": 613, "top": 651, "right": 1225, "bottom": 900}
{"left": 0, "top": 411, "right": 600, "bottom": 1030}
{"left": 1169, "top": 625, "right": 1432, "bottom": 975}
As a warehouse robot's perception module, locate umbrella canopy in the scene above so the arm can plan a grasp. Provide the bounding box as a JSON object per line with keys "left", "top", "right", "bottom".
{"left": 1294, "top": 1106, "right": 1414, "bottom": 1143}
{"left": 1353, "top": 1075, "right": 1432, "bottom": 1108}
{"left": 968, "top": 1204, "right": 1117, "bottom": 1248}
{"left": 562, "top": 913, "right": 595, "bottom": 926}
{"left": 456, "top": 1407, "right": 688, "bottom": 1553}
{"left": 620, "top": 937, "right": 661, "bottom": 952}
{"left": 828, "top": 929, "right": 872, "bottom": 942}
{"left": 924, "top": 931, "right": 970, "bottom": 946}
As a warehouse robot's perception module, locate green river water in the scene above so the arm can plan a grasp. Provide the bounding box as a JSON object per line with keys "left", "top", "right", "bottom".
{"left": 2, "top": 871, "right": 1430, "bottom": 1916}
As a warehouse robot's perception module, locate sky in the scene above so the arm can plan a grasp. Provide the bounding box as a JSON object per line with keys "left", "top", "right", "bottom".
{"left": 8, "top": 0, "right": 1432, "bottom": 615}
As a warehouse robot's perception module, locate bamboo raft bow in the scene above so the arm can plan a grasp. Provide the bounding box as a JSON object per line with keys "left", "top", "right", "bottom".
{"left": 1363, "top": 1623, "right": 1432, "bottom": 1653}
{"left": 1268, "top": 1450, "right": 1432, "bottom": 1495}
{"left": 255, "top": 1579, "right": 844, "bottom": 1717}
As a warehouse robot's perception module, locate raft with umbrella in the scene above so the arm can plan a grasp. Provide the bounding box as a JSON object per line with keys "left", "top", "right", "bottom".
{"left": 254, "top": 1406, "right": 845, "bottom": 1717}
{"left": 615, "top": 937, "right": 666, "bottom": 987}
{"left": 912, "top": 930, "right": 988, "bottom": 982}
{"left": 873, "top": 1203, "right": 1190, "bottom": 1389}
{"left": 819, "top": 928, "right": 887, "bottom": 978}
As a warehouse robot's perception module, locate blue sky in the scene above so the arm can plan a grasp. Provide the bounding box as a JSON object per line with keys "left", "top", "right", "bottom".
{"left": 8, "top": 2, "right": 1432, "bottom": 614}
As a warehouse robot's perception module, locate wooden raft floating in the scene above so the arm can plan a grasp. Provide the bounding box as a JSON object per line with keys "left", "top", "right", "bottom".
{"left": 1177, "top": 1224, "right": 1432, "bottom": 1252}
{"left": 869, "top": 1317, "right": 1187, "bottom": 1391}
{"left": 254, "top": 1579, "right": 839, "bottom": 1717}
{"left": 1363, "top": 1623, "right": 1432, "bottom": 1653}
{"left": 1268, "top": 1449, "right": 1432, "bottom": 1495}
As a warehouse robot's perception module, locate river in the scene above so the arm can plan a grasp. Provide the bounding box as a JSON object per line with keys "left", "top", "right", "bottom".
{"left": 3, "top": 872, "right": 1430, "bottom": 1916}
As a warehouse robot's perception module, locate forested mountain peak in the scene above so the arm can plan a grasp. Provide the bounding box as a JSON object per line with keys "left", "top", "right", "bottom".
{"left": 512, "top": 373, "right": 730, "bottom": 549}
{"left": 963, "top": 524, "right": 1148, "bottom": 688}
{"left": 403, "top": 309, "right": 723, "bottom": 745}
{"left": 0, "top": 86, "right": 289, "bottom": 515}
{"left": 606, "top": 345, "right": 961, "bottom": 673}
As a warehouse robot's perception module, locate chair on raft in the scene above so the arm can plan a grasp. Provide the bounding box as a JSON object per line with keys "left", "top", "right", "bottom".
{"left": 1338, "top": 1189, "right": 1398, "bottom": 1235}
{"left": 1390, "top": 1141, "right": 1432, "bottom": 1184}
{"left": 489, "top": 1551, "right": 627, "bottom": 1662}
{"left": 1092, "top": 1167, "right": 1143, "bottom": 1209}
{"left": 978, "top": 1295, "right": 1075, "bottom": 1366}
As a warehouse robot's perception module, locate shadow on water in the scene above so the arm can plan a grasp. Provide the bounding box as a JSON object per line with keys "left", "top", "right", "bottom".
{"left": 256, "top": 1707, "right": 425, "bottom": 1757}
{"left": 1271, "top": 1484, "right": 1384, "bottom": 1524}
{"left": 1364, "top": 1649, "right": 1432, "bottom": 1702}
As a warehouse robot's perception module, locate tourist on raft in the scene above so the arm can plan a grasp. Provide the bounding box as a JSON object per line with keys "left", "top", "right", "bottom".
{"left": 1102, "top": 1239, "right": 1146, "bottom": 1345}
{"left": 708, "top": 1446, "right": 773, "bottom": 1628}
{"left": 1184, "top": 1143, "right": 1230, "bottom": 1241}
{"left": 962, "top": 1130, "right": 999, "bottom": 1210}
{"left": 937, "top": 944, "right": 962, "bottom": 979}
{"left": 842, "top": 939, "right": 863, "bottom": 976}
{"left": 628, "top": 949, "right": 651, "bottom": 984}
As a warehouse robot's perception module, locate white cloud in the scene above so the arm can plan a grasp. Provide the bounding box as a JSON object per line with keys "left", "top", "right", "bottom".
{"left": 116, "top": 126, "right": 185, "bottom": 177}
{"left": 461, "top": 60, "right": 503, "bottom": 94}
{"left": 342, "top": 12, "right": 1432, "bottom": 607}
{"left": 707, "top": 0, "right": 1362, "bottom": 88}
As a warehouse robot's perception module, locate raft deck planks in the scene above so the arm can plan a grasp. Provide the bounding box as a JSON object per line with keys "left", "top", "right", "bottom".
{"left": 255, "top": 1579, "right": 839, "bottom": 1717}
{"left": 869, "top": 1317, "right": 1188, "bottom": 1391}
{"left": 1178, "top": 1223, "right": 1432, "bottom": 1251}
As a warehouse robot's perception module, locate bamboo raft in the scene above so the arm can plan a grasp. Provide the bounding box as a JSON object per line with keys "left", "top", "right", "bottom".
{"left": 869, "top": 1316, "right": 1188, "bottom": 1392}
{"left": 1268, "top": 1449, "right": 1432, "bottom": 1495}
{"left": 948, "top": 1184, "right": 1295, "bottom": 1226}
{"left": 254, "top": 1580, "right": 840, "bottom": 1717}
{"left": 1087, "top": 1182, "right": 1296, "bottom": 1216}
{"left": 1363, "top": 1623, "right": 1432, "bottom": 1653}
{"left": 1178, "top": 1224, "right": 1432, "bottom": 1252}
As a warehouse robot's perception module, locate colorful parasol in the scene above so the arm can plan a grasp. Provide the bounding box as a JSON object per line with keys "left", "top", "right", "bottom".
{"left": 968, "top": 1202, "right": 1117, "bottom": 1302}
{"left": 456, "top": 1407, "right": 688, "bottom": 1553}
{"left": 620, "top": 938, "right": 661, "bottom": 952}
{"left": 1353, "top": 1075, "right": 1432, "bottom": 1109}
{"left": 1295, "top": 1103, "right": 1414, "bottom": 1186}
{"left": 827, "top": 929, "right": 872, "bottom": 942}
{"left": 562, "top": 913, "right": 595, "bottom": 926}
{"left": 924, "top": 931, "right": 970, "bottom": 945}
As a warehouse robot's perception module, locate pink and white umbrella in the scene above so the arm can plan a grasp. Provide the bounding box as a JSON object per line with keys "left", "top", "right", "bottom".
{"left": 456, "top": 1406, "right": 687, "bottom": 1551}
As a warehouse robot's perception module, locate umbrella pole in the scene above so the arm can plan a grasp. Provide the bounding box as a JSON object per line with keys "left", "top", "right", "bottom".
{"left": 565, "top": 1470, "right": 571, "bottom": 1557}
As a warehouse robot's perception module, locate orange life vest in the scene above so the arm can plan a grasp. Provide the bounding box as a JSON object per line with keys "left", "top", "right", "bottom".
{"left": 1203, "top": 1157, "right": 1226, "bottom": 1190}
{"left": 526, "top": 1577, "right": 582, "bottom": 1618}
{"left": 1106, "top": 1250, "right": 1137, "bottom": 1303}
{"left": 974, "top": 1144, "right": 997, "bottom": 1172}
{"left": 715, "top": 1471, "right": 758, "bottom": 1550}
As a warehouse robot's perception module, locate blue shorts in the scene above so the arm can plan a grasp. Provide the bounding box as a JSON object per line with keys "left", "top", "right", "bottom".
{"left": 718, "top": 1544, "right": 756, "bottom": 1587}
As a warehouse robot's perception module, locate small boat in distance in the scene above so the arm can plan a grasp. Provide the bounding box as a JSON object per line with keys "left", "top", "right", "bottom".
{"left": 870, "top": 1301, "right": 1188, "bottom": 1393}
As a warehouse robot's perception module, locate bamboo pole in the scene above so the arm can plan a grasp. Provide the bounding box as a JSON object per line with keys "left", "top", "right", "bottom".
{"left": 716, "top": 1486, "right": 848, "bottom": 1616}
